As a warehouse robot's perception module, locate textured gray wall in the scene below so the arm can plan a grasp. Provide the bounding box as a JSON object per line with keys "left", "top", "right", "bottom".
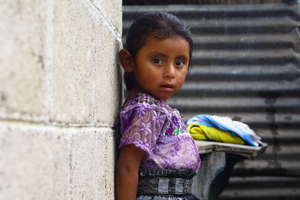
{"left": 0, "top": 0, "right": 122, "bottom": 199}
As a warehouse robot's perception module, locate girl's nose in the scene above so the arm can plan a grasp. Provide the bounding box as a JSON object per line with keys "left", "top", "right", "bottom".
{"left": 163, "top": 64, "right": 175, "bottom": 79}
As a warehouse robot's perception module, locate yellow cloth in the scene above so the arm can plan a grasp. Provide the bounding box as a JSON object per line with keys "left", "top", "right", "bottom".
{"left": 188, "top": 124, "right": 245, "bottom": 145}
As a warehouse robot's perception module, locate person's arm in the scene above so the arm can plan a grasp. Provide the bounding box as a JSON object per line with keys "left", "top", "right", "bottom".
{"left": 116, "top": 144, "right": 145, "bottom": 200}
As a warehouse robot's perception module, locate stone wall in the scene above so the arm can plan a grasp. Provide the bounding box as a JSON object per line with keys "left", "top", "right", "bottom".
{"left": 0, "top": 0, "right": 122, "bottom": 199}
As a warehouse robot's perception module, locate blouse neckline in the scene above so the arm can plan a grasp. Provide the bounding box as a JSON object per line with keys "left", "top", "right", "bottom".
{"left": 124, "top": 92, "right": 163, "bottom": 106}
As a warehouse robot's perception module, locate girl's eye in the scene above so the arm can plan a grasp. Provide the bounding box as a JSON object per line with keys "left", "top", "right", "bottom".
{"left": 175, "top": 59, "right": 185, "bottom": 67}
{"left": 152, "top": 58, "right": 163, "bottom": 64}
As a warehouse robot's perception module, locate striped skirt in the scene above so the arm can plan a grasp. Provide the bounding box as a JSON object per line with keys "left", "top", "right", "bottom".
{"left": 137, "top": 168, "right": 199, "bottom": 200}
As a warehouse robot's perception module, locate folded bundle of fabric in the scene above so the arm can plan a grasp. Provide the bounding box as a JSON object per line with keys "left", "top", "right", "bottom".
{"left": 187, "top": 115, "right": 262, "bottom": 147}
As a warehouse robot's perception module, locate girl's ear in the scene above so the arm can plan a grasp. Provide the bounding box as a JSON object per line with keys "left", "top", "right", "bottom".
{"left": 119, "top": 49, "right": 135, "bottom": 72}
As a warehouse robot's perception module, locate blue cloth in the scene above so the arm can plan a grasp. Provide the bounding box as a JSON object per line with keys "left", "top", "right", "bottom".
{"left": 187, "top": 115, "right": 262, "bottom": 147}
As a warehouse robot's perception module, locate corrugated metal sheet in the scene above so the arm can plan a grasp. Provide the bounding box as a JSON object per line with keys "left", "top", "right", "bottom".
{"left": 123, "top": 3, "right": 300, "bottom": 199}
{"left": 123, "top": 0, "right": 282, "bottom": 5}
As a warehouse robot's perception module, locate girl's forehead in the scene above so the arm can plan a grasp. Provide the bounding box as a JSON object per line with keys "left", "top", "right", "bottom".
{"left": 145, "top": 35, "right": 187, "bottom": 45}
{"left": 141, "top": 36, "right": 190, "bottom": 56}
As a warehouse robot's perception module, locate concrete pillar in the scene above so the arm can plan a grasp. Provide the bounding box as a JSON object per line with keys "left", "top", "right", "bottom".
{"left": 0, "top": 0, "right": 122, "bottom": 199}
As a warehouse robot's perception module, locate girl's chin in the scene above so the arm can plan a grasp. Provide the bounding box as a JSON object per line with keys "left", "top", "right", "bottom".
{"left": 156, "top": 93, "right": 174, "bottom": 102}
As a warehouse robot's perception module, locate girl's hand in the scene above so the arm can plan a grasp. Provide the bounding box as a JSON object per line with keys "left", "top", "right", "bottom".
{"left": 116, "top": 144, "right": 145, "bottom": 200}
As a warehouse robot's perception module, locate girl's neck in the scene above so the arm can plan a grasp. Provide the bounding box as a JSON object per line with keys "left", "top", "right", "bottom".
{"left": 125, "top": 89, "right": 167, "bottom": 103}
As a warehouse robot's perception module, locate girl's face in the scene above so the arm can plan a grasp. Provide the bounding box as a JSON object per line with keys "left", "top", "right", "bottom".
{"left": 132, "top": 36, "right": 190, "bottom": 102}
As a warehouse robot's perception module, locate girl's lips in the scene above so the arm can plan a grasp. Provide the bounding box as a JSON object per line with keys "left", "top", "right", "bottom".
{"left": 160, "top": 84, "right": 175, "bottom": 92}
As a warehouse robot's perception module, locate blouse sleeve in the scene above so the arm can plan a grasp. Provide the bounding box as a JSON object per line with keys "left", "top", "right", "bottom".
{"left": 119, "top": 105, "right": 166, "bottom": 155}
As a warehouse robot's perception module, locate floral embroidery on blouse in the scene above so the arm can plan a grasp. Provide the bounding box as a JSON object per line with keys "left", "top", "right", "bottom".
{"left": 118, "top": 93, "right": 201, "bottom": 171}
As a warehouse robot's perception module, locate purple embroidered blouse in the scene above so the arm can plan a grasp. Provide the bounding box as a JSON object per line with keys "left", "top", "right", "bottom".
{"left": 118, "top": 93, "right": 201, "bottom": 171}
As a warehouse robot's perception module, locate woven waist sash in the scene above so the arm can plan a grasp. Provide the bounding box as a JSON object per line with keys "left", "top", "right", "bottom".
{"left": 137, "top": 168, "right": 196, "bottom": 196}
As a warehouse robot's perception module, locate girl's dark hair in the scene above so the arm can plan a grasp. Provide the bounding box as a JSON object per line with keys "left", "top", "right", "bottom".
{"left": 124, "top": 12, "right": 193, "bottom": 91}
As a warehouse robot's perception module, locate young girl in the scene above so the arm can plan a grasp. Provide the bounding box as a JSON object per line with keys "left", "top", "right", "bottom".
{"left": 116, "top": 12, "right": 201, "bottom": 200}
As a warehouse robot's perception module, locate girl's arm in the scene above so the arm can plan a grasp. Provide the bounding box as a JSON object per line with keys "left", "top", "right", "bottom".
{"left": 116, "top": 144, "right": 145, "bottom": 200}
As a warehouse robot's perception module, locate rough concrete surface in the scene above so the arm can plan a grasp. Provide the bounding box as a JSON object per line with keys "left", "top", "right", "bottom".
{"left": 0, "top": 122, "right": 115, "bottom": 200}
{"left": 51, "top": 0, "right": 122, "bottom": 125}
{"left": 89, "top": 0, "right": 122, "bottom": 34}
{"left": 0, "top": 0, "right": 48, "bottom": 117}
{"left": 0, "top": 0, "right": 122, "bottom": 199}
{"left": 0, "top": 0, "right": 122, "bottom": 126}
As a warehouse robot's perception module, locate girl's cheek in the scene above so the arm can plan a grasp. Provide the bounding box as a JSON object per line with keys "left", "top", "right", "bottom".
{"left": 181, "top": 74, "right": 188, "bottom": 85}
